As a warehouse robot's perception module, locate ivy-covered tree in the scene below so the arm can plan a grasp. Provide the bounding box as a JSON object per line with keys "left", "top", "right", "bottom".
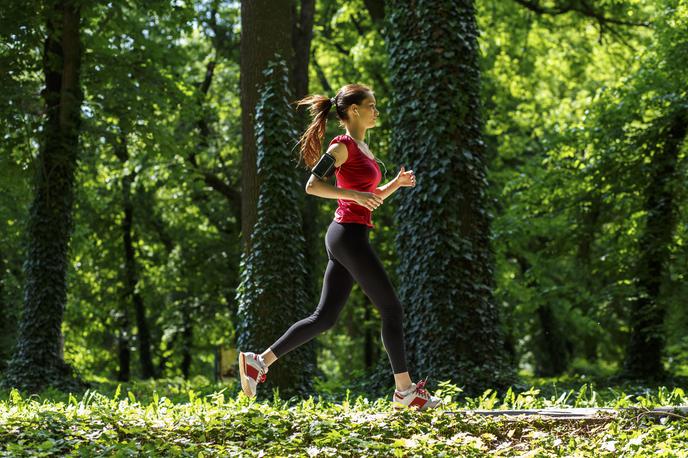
{"left": 381, "top": 0, "right": 517, "bottom": 397}
{"left": 235, "top": 58, "right": 315, "bottom": 400}
{"left": 2, "top": 0, "right": 87, "bottom": 393}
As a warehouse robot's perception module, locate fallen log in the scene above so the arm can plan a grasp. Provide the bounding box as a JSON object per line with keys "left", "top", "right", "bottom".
{"left": 443, "top": 406, "right": 688, "bottom": 421}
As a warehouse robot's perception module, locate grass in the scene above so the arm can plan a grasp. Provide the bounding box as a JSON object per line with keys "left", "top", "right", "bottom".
{"left": 1, "top": 373, "right": 687, "bottom": 457}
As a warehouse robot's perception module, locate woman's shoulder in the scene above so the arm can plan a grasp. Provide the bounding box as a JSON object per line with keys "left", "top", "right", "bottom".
{"left": 328, "top": 133, "right": 353, "bottom": 147}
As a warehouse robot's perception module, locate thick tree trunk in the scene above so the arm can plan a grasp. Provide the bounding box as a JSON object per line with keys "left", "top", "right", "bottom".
{"left": 240, "top": 0, "right": 294, "bottom": 253}
{"left": 1, "top": 0, "right": 86, "bottom": 393}
{"left": 115, "top": 132, "right": 155, "bottom": 380}
{"left": 624, "top": 110, "right": 687, "bottom": 379}
{"left": 382, "top": 0, "right": 516, "bottom": 396}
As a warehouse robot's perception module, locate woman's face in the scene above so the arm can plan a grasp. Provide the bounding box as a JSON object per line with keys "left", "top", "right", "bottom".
{"left": 350, "top": 94, "right": 379, "bottom": 128}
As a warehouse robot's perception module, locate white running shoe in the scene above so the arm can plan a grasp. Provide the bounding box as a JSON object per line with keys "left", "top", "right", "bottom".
{"left": 392, "top": 377, "right": 443, "bottom": 411}
{"left": 238, "top": 351, "right": 269, "bottom": 397}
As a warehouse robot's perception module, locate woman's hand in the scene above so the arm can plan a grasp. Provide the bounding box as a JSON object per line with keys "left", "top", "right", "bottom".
{"left": 395, "top": 166, "right": 416, "bottom": 187}
{"left": 353, "top": 191, "right": 384, "bottom": 211}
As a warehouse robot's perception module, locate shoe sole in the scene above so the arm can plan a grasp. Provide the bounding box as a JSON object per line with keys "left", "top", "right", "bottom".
{"left": 238, "top": 352, "right": 255, "bottom": 398}
{"left": 392, "top": 400, "right": 443, "bottom": 411}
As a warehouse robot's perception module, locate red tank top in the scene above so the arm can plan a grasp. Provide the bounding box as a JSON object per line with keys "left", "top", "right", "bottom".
{"left": 328, "top": 134, "right": 382, "bottom": 228}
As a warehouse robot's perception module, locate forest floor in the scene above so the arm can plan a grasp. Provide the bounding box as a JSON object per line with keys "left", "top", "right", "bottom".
{"left": 1, "top": 372, "right": 687, "bottom": 457}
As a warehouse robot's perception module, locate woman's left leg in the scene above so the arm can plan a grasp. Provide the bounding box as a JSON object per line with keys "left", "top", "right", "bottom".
{"left": 265, "top": 255, "right": 355, "bottom": 361}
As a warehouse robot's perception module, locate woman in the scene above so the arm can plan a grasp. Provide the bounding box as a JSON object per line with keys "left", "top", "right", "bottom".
{"left": 238, "top": 83, "right": 442, "bottom": 411}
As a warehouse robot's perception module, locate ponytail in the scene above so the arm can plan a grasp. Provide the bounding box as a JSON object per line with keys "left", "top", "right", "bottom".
{"left": 295, "top": 95, "right": 335, "bottom": 169}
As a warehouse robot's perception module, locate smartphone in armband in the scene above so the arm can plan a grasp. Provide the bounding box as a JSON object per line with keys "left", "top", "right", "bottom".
{"left": 312, "top": 152, "right": 336, "bottom": 180}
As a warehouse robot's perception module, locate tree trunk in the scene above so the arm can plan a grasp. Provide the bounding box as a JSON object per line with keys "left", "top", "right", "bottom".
{"left": 623, "top": 110, "right": 687, "bottom": 380}
{"left": 117, "top": 323, "right": 131, "bottom": 382}
{"left": 115, "top": 132, "right": 155, "bottom": 380}
{"left": 181, "top": 301, "right": 193, "bottom": 379}
{"left": 240, "top": 0, "right": 294, "bottom": 253}
{"left": 534, "top": 304, "right": 571, "bottom": 376}
{"left": 292, "top": 0, "right": 322, "bottom": 319}
{"left": 513, "top": 253, "right": 571, "bottom": 377}
{"left": 575, "top": 194, "right": 601, "bottom": 362}
{"left": 382, "top": 0, "right": 516, "bottom": 396}
{"left": 0, "top": 251, "right": 11, "bottom": 370}
{"left": 291, "top": 0, "right": 315, "bottom": 99}
{"left": 1, "top": 0, "right": 86, "bottom": 393}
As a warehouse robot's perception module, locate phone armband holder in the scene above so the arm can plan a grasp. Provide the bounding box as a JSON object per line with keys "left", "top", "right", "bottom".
{"left": 312, "top": 152, "right": 336, "bottom": 179}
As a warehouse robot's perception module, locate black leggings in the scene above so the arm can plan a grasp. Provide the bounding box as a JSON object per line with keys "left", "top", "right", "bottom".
{"left": 269, "top": 220, "right": 408, "bottom": 374}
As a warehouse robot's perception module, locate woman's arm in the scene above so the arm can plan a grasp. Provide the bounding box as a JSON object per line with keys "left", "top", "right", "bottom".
{"left": 305, "top": 142, "right": 353, "bottom": 199}
{"left": 376, "top": 166, "right": 415, "bottom": 200}
{"left": 305, "top": 176, "right": 382, "bottom": 211}
{"left": 374, "top": 179, "right": 401, "bottom": 201}
{"left": 305, "top": 176, "right": 357, "bottom": 200}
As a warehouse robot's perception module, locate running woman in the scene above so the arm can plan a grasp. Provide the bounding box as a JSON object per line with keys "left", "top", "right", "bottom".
{"left": 239, "top": 83, "right": 442, "bottom": 411}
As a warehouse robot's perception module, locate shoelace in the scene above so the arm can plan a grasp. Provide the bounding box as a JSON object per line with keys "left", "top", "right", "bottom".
{"left": 398, "top": 376, "right": 430, "bottom": 399}
{"left": 414, "top": 377, "right": 430, "bottom": 398}
{"left": 254, "top": 356, "right": 268, "bottom": 383}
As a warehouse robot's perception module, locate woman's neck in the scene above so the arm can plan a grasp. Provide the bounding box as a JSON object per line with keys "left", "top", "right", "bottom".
{"left": 346, "top": 126, "right": 366, "bottom": 142}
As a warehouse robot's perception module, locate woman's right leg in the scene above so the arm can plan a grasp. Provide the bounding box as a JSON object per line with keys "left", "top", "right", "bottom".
{"left": 265, "top": 253, "right": 354, "bottom": 362}
{"left": 326, "top": 222, "right": 410, "bottom": 381}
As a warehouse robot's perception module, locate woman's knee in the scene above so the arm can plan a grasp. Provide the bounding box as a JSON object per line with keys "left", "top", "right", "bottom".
{"left": 379, "top": 298, "right": 404, "bottom": 323}
{"left": 310, "top": 311, "right": 338, "bottom": 331}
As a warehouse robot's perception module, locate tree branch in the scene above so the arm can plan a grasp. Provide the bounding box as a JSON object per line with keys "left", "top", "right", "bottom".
{"left": 512, "top": 0, "right": 650, "bottom": 27}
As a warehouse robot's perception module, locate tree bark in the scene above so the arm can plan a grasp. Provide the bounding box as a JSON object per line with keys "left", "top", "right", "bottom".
{"left": 240, "top": 0, "right": 294, "bottom": 253}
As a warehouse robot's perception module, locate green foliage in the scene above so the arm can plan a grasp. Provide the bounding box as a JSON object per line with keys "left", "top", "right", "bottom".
{"left": 61, "top": 0, "right": 240, "bottom": 381}
{"left": 1, "top": 378, "right": 687, "bottom": 456}
{"left": 483, "top": 0, "right": 687, "bottom": 380}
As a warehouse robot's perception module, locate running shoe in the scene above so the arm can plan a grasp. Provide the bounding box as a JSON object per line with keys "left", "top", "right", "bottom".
{"left": 238, "top": 351, "right": 269, "bottom": 397}
{"left": 392, "top": 377, "right": 443, "bottom": 411}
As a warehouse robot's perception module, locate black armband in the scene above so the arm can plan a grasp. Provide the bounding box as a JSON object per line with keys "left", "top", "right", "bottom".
{"left": 311, "top": 152, "right": 336, "bottom": 179}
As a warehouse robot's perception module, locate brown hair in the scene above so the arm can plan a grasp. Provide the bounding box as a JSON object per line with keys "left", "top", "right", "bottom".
{"left": 294, "top": 83, "right": 373, "bottom": 169}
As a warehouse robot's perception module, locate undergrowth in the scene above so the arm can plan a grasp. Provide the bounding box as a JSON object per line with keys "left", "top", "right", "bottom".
{"left": 1, "top": 375, "right": 687, "bottom": 457}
